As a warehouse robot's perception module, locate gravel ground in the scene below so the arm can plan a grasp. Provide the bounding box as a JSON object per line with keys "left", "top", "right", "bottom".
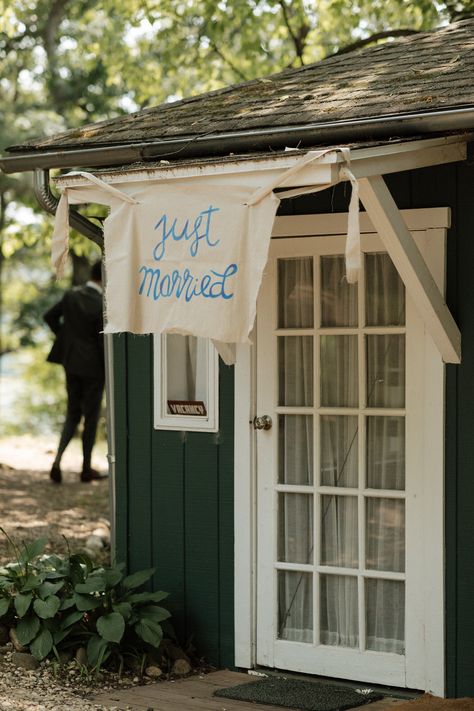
{"left": 0, "top": 646, "right": 141, "bottom": 710}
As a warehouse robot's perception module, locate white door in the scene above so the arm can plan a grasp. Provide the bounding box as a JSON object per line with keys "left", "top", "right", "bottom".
{"left": 255, "top": 229, "right": 444, "bottom": 689}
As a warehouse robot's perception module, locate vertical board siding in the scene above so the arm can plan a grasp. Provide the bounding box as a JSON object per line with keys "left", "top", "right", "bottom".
{"left": 116, "top": 339, "right": 235, "bottom": 667}
{"left": 126, "top": 335, "right": 153, "bottom": 573}
{"left": 217, "top": 363, "right": 235, "bottom": 667}
{"left": 151, "top": 429, "right": 186, "bottom": 642}
{"left": 444, "top": 161, "right": 460, "bottom": 699}
{"left": 184, "top": 430, "right": 220, "bottom": 660}
{"left": 450, "top": 163, "right": 474, "bottom": 697}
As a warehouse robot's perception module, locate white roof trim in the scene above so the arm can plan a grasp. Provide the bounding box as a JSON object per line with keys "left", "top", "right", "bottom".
{"left": 54, "top": 135, "right": 467, "bottom": 190}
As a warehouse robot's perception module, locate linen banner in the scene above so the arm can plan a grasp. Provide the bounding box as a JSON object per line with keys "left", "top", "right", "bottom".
{"left": 52, "top": 178, "right": 280, "bottom": 354}
{"left": 51, "top": 149, "right": 360, "bottom": 363}
{"left": 104, "top": 181, "right": 279, "bottom": 344}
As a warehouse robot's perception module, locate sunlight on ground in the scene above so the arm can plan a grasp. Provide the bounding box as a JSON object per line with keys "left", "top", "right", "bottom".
{"left": 0, "top": 435, "right": 110, "bottom": 565}
{"left": 0, "top": 434, "right": 108, "bottom": 473}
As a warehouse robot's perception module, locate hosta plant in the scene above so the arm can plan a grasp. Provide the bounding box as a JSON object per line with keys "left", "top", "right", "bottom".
{"left": 0, "top": 531, "right": 170, "bottom": 671}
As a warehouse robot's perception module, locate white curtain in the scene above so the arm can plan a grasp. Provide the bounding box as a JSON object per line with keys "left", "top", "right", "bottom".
{"left": 166, "top": 334, "right": 208, "bottom": 403}
{"left": 277, "top": 253, "right": 406, "bottom": 655}
{"left": 278, "top": 258, "right": 314, "bottom": 642}
{"left": 365, "top": 254, "right": 405, "bottom": 654}
{"left": 318, "top": 257, "right": 360, "bottom": 646}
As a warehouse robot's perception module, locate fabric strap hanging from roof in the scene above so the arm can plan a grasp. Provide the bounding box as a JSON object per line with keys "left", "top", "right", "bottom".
{"left": 51, "top": 150, "right": 360, "bottom": 364}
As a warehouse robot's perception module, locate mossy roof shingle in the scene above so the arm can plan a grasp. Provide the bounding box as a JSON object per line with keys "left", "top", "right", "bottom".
{"left": 9, "top": 18, "right": 474, "bottom": 153}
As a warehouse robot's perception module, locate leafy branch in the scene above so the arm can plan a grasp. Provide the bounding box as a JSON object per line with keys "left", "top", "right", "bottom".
{"left": 333, "top": 28, "right": 422, "bottom": 56}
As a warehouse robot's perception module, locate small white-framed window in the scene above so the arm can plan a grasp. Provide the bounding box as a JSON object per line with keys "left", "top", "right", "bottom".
{"left": 153, "top": 334, "right": 219, "bottom": 431}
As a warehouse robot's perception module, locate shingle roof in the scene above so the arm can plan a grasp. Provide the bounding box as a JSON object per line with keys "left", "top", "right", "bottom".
{"left": 8, "top": 18, "right": 474, "bottom": 153}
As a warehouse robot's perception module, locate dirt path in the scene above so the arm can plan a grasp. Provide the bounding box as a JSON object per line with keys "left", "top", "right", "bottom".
{"left": 0, "top": 435, "right": 109, "bottom": 564}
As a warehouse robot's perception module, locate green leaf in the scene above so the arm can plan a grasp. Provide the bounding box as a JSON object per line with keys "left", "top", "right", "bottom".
{"left": 61, "top": 610, "right": 84, "bottom": 628}
{"left": 103, "top": 567, "right": 123, "bottom": 587}
{"left": 126, "top": 590, "right": 169, "bottom": 604}
{"left": 72, "top": 553, "right": 94, "bottom": 572}
{"left": 139, "top": 605, "right": 171, "bottom": 623}
{"left": 14, "top": 593, "right": 33, "bottom": 618}
{"left": 112, "top": 602, "right": 132, "bottom": 620}
{"left": 0, "top": 597, "right": 10, "bottom": 617}
{"left": 44, "top": 572, "right": 65, "bottom": 580}
{"left": 134, "top": 618, "right": 163, "bottom": 648}
{"left": 30, "top": 628, "right": 53, "bottom": 661}
{"left": 87, "top": 634, "right": 110, "bottom": 668}
{"left": 41, "top": 554, "right": 64, "bottom": 569}
{"left": 38, "top": 581, "right": 64, "bottom": 599}
{"left": 122, "top": 568, "right": 155, "bottom": 590}
{"left": 74, "top": 593, "right": 103, "bottom": 611}
{"left": 21, "top": 574, "right": 45, "bottom": 592}
{"left": 20, "top": 538, "right": 47, "bottom": 562}
{"left": 68, "top": 553, "right": 93, "bottom": 586}
{"left": 33, "top": 595, "right": 61, "bottom": 619}
{"left": 75, "top": 575, "right": 106, "bottom": 594}
{"left": 97, "top": 612, "right": 125, "bottom": 643}
{"left": 69, "top": 559, "right": 85, "bottom": 586}
{"left": 59, "top": 596, "right": 76, "bottom": 611}
{"left": 16, "top": 615, "right": 41, "bottom": 646}
{"left": 53, "top": 627, "right": 71, "bottom": 645}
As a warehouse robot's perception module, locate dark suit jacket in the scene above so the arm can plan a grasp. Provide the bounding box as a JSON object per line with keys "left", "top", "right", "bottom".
{"left": 44, "top": 284, "right": 104, "bottom": 378}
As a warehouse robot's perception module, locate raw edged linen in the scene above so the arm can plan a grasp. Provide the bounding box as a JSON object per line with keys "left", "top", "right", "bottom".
{"left": 52, "top": 179, "right": 279, "bottom": 361}
{"left": 51, "top": 150, "right": 360, "bottom": 363}
{"left": 103, "top": 182, "right": 279, "bottom": 345}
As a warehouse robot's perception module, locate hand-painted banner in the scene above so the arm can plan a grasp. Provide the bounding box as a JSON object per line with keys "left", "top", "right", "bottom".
{"left": 52, "top": 177, "right": 279, "bottom": 351}
{"left": 51, "top": 150, "right": 359, "bottom": 363}
{"left": 103, "top": 181, "right": 279, "bottom": 344}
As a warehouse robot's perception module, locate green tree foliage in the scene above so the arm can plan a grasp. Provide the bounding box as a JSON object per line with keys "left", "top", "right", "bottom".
{"left": 1, "top": 0, "right": 471, "bottom": 129}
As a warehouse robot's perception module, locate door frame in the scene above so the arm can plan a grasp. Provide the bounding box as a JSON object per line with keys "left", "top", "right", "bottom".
{"left": 234, "top": 209, "right": 448, "bottom": 695}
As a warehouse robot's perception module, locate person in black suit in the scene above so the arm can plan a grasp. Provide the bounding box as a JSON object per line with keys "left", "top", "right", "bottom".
{"left": 44, "top": 260, "right": 106, "bottom": 484}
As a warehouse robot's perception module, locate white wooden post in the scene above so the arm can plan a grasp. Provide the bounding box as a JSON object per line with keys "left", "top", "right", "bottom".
{"left": 358, "top": 175, "right": 461, "bottom": 363}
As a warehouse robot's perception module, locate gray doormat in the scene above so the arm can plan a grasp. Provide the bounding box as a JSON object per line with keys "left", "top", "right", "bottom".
{"left": 214, "top": 677, "right": 383, "bottom": 711}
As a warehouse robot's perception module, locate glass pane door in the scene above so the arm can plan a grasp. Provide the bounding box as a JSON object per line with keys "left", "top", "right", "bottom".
{"left": 274, "top": 250, "right": 407, "bottom": 656}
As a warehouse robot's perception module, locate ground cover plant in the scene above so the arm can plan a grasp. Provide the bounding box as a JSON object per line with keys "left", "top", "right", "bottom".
{"left": 0, "top": 531, "right": 170, "bottom": 673}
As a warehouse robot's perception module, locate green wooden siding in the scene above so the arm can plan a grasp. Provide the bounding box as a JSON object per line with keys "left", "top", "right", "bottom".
{"left": 113, "top": 160, "right": 474, "bottom": 694}
{"left": 112, "top": 335, "right": 234, "bottom": 667}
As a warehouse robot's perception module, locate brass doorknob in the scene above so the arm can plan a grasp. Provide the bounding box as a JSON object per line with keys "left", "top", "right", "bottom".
{"left": 253, "top": 415, "right": 272, "bottom": 430}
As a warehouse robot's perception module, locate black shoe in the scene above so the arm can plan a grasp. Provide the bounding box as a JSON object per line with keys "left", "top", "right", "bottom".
{"left": 50, "top": 464, "right": 62, "bottom": 484}
{"left": 80, "top": 468, "right": 107, "bottom": 482}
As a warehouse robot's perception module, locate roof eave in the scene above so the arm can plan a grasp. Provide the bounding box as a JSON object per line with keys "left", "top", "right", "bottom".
{"left": 2, "top": 106, "right": 474, "bottom": 175}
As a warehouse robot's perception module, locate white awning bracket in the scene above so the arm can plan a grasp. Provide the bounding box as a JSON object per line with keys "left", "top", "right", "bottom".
{"left": 248, "top": 147, "right": 362, "bottom": 283}
{"left": 64, "top": 171, "right": 139, "bottom": 204}
{"left": 358, "top": 174, "right": 461, "bottom": 364}
{"left": 246, "top": 149, "right": 336, "bottom": 206}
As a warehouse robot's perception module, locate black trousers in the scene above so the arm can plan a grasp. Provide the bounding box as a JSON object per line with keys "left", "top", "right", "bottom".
{"left": 56, "top": 370, "right": 105, "bottom": 471}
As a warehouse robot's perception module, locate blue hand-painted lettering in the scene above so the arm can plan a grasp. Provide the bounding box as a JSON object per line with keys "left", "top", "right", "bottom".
{"left": 138, "top": 263, "right": 238, "bottom": 302}
{"left": 153, "top": 205, "right": 220, "bottom": 261}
